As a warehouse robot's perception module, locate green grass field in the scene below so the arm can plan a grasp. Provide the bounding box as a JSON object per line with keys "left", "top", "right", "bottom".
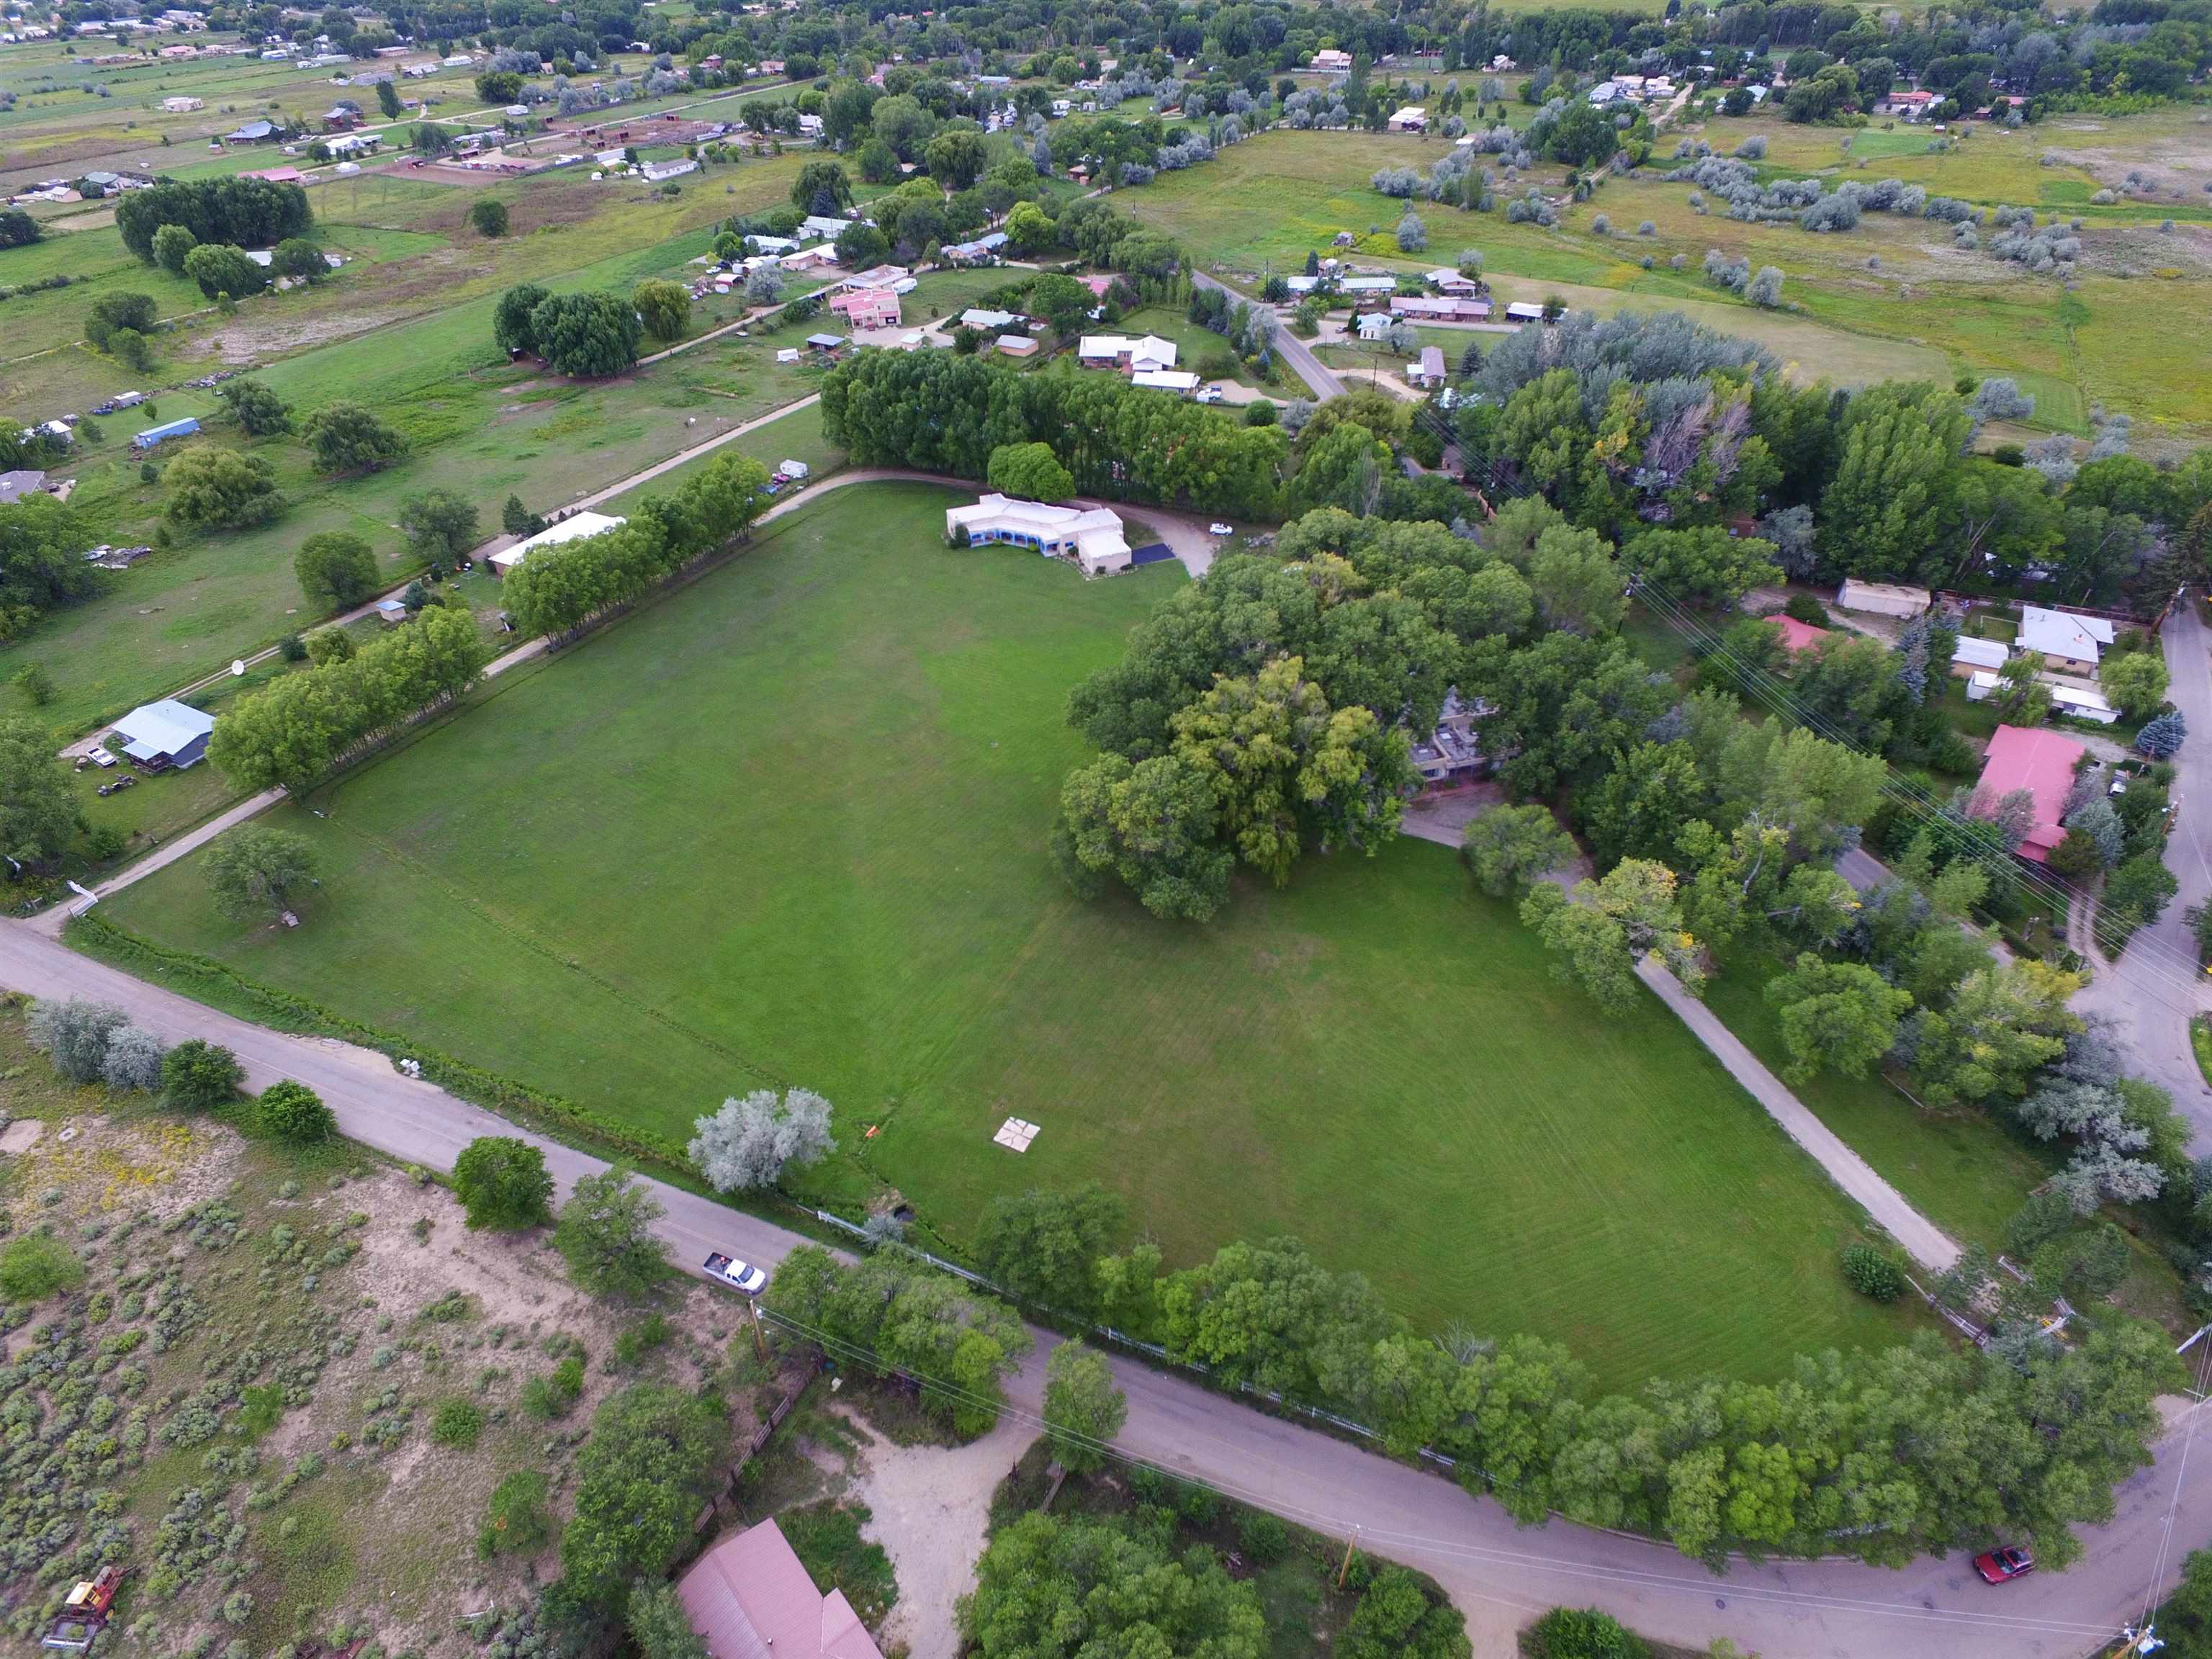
{"left": 96, "top": 481, "right": 1948, "bottom": 1390}
{"left": 1118, "top": 125, "right": 2212, "bottom": 442}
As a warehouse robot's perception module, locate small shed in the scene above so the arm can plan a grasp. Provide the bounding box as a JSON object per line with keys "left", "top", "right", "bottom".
{"left": 1951, "top": 634, "right": 2010, "bottom": 675}
{"left": 110, "top": 698, "right": 215, "bottom": 770}
{"left": 804, "top": 333, "right": 847, "bottom": 353}
{"left": 995, "top": 334, "right": 1038, "bottom": 357}
{"left": 374, "top": 598, "right": 408, "bottom": 625}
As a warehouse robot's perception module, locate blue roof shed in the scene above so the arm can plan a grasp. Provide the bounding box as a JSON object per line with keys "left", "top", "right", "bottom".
{"left": 133, "top": 417, "right": 200, "bottom": 449}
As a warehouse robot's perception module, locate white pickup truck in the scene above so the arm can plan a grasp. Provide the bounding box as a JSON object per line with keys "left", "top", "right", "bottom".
{"left": 703, "top": 1252, "right": 768, "bottom": 1295}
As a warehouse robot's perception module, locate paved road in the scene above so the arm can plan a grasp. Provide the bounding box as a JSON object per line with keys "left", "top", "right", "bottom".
{"left": 1192, "top": 271, "right": 1344, "bottom": 401}
{"left": 0, "top": 917, "right": 2197, "bottom": 1658}
{"left": 2074, "top": 599, "right": 2212, "bottom": 1138}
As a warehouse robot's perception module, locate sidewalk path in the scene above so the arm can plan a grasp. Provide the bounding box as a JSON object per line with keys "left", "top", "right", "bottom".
{"left": 0, "top": 915, "right": 2184, "bottom": 1658}
{"left": 1405, "top": 814, "right": 1961, "bottom": 1271}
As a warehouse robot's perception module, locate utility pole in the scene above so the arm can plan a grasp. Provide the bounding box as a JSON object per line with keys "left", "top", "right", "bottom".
{"left": 1336, "top": 1526, "right": 1361, "bottom": 1591}
{"left": 748, "top": 1298, "right": 770, "bottom": 1366}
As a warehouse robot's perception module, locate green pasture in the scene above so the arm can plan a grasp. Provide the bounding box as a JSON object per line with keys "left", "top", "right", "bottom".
{"left": 96, "top": 482, "right": 1963, "bottom": 1391}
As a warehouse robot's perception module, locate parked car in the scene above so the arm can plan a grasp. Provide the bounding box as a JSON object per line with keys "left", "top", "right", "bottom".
{"left": 86, "top": 746, "right": 116, "bottom": 768}
{"left": 1974, "top": 1546, "right": 2033, "bottom": 1583}
{"left": 1195, "top": 386, "right": 1223, "bottom": 404}
{"left": 1208, "top": 522, "right": 1235, "bottom": 536}
{"left": 703, "top": 1251, "right": 767, "bottom": 1295}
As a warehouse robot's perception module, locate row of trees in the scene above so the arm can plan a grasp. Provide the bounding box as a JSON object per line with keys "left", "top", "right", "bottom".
{"left": 500, "top": 451, "right": 770, "bottom": 641}
{"left": 821, "top": 349, "right": 1284, "bottom": 523}
{"left": 115, "top": 178, "right": 312, "bottom": 264}
{"left": 208, "top": 606, "right": 488, "bottom": 793}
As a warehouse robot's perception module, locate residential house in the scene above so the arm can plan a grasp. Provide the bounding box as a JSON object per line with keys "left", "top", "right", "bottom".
{"left": 1424, "top": 269, "right": 1481, "bottom": 296}
{"left": 0, "top": 469, "right": 48, "bottom": 505}
{"left": 1503, "top": 300, "right": 1549, "bottom": 323}
{"left": 1386, "top": 106, "right": 1427, "bottom": 132}
{"left": 325, "top": 132, "right": 381, "bottom": 158}
{"left": 1310, "top": 48, "right": 1353, "bottom": 72}
{"left": 322, "top": 102, "right": 364, "bottom": 129}
{"left": 945, "top": 493, "right": 1133, "bottom": 576}
{"left": 1339, "top": 274, "right": 1398, "bottom": 305}
{"left": 1834, "top": 578, "right": 1930, "bottom": 619}
{"left": 1883, "top": 89, "right": 1938, "bottom": 118}
{"left": 224, "top": 120, "right": 278, "bottom": 143}
{"left": 2050, "top": 683, "right": 2120, "bottom": 725}
{"left": 944, "top": 231, "right": 1009, "bottom": 263}
{"left": 1408, "top": 689, "right": 1493, "bottom": 786}
{"left": 994, "top": 333, "right": 1038, "bottom": 357}
{"left": 1588, "top": 81, "right": 1624, "bottom": 105}
{"left": 675, "top": 1518, "right": 884, "bottom": 1659}
{"left": 1078, "top": 334, "right": 1177, "bottom": 372}
{"left": 1408, "top": 346, "right": 1446, "bottom": 387}
{"left": 1354, "top": 311, "right": 1392, "bottom": 342}
{"left": 1773, "top": 616, "right": 1830, "bottom": 657}
{"left": 1969, "top": 723, "right": 2087, "bottom": 864}
{"left": 828, "top": 287, "right": 901, "bottom": 328}
{"left": 109, "top": 699, "right": 215, "bottom": 770}
{"left": 641, "top": 158, "right": 698, "bottom": 182}
{"left": 488, "top": 510, "right": 626, "bottom": 577}
{"left": 2016, "top": 604, "right": 2114, "bottom": 677}
{"left": 1951, "top": 634, "right": 2010, "bottom": 676}
{"left": 799, "top": 213, "right": 857, "bottom": 240}
{"left": 1390, "top": 295, "right": 1489, "bottom": 322}
{"left": 960, "top": 307, "right": 1020, "bottom": 333}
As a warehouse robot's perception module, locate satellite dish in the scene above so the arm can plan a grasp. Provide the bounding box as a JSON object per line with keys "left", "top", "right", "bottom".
{"left": 230, "top": 659, "right": 246, "bottom": 676}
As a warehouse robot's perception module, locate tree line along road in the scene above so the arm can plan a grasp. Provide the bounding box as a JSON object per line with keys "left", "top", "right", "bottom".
{"left": 0, "top": 917, "right": 2200, "bottom": 1658}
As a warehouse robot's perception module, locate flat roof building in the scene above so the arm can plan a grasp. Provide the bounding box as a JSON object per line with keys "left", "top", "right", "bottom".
{"left": 945, "top": 493, "right": 1132, "bottom": 576}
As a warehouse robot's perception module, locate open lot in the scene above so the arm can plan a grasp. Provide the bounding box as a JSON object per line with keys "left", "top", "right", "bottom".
{"left": 95, "top": 481, "right": 1947, "bottom": 1392}
{"left": 1119, "top": 122, "right": 2212, "bottom": 442}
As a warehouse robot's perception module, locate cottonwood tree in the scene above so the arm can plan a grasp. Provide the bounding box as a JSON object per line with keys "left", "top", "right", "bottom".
{"left": 164, "top": 449, "right": 284, "bottom": 529}
{"left": 207, "top": 825, "right": 319, "bottom": 922}
{"left": 626, "top": 1583, "right": 706, "bottom": 1659}
{"left": 219, "top": 379, "right": 293, "bottom": 436}
{"left": 688, "top": 1088, "right": 836, "bottom": 1191}
{"left": 631, "top": 279, "right": 690, "bottom": 343}
{"left": 1622, "top": 526, "right": 1780, "bottom": 607}
{"left": 974, "top": 1184, "right": 1122, "bottom": 1313}
{"left": 1763, "top": 953, "right": 1914, "bottom": 1084}
{"left": 2103, "top": 652, "right": 2170, "bottom": 721}
{"left": 789, "top": 158, "right": 853, "bottom": 212}
{"left": 294, "top": 531, "right": 379, "bottom": 609}
{"left": 1462, "top": 804, "right": 1575, "bottom": 897}
{"left": 527, "top": 291, "right": 642, "bottom": 377}
{"left": 555, "top": 1165, "right": 669, "bottom": 1300}
{"left": 984, "top": 441, "right": 1074, "bottom": 503}
{"left": 560, "top": 1384, "right": 729, "bottom": 1609}
{"left": 0, "top": 718, "right": 84, "bottom": 867}
{"left": 1909, "top": 961, "right": 2080, "bottom": 1108}
{"left": 960, "top": 1515, "right": 1263, "bottom": 1659}
{"left": 1521, "top": 858, "right": 1703, "bottom": 1013}
{"left": 1052, "top": 751, "right": 1231, "bottom": 922}
{"left": 453, "top": 1136, "right": 556, "bottom": 1231}
{"left": 1042, "top": 1341, "right": 1127, "bottom": 1473}
{"left": 302, "top": 403, "right": 410, "bottom": 475}
{"left": 398, "top": 490, "right": 480, "bottom": 562}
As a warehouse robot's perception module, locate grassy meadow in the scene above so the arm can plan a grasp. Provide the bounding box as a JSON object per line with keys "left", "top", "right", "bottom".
{"left": 1120, "top": 117, "right": 2212, "bottom": 442}
{"left": 94, "top": 481, "right": 1978, "bottom": 1391}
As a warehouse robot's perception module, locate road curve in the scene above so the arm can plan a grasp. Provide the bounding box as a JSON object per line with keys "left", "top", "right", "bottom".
{"left": 0, "top": 918, "right": 2196, "bottom": 1658}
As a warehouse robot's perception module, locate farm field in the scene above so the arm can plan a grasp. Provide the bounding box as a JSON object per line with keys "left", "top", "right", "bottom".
{"left": 95, "top": 482, "right": 1960, "bottom": 1393}
{"left": 0, "top": 161, "right": 830, "bottom": 734}
{"left": 1120, "top": 122, "right": 2212, "bottom": 441}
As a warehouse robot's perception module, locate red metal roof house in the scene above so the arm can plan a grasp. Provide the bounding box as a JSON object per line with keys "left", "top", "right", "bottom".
{"left": 1971, "top": 724, "right": 2087, "bottom": 864}
{"left": 675, "top": 1518, "right": 884, "bottom": 1659}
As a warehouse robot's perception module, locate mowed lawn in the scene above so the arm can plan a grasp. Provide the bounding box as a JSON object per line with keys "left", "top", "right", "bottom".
{"left": 98, "top": 482, "right": 1923, "bottom": 1388}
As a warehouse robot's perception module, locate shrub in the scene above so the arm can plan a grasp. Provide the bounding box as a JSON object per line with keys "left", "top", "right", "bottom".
{"left": 432, "top": 1398, "right": 484, "bottom": 1447}
{"left": 29, "top": 998, "right": 127, "bottom": 1082}
{"left": 102, "top": 1025, "right": 168, "bottom": 1092}
{"left": 0, "top": 1232, "right": 84, "bottom": 1300}
{"left": 1841, "top": 1243, "right": 1905, "bottom": 1302}
{"left": 259, "top": 1080, "right": 336, "bottom": 1143}
{"left": 1524, "top": 1607, "right": 1648, "bottom": 1659}
{"left": 1784, "top": 593, "right": 1830, "bottom": 626}
{"left": 480, "top": 1468, "right": 552, "bottom": 1555}
{"left": 1236, "top": 1510, "right": 1289, "bottom": 1563}
{"left": 163, "top": 1040, "right": 246, "bottom": 1112}
{"left": 452, "top": 1137, "right": 554, "bottom": 1231}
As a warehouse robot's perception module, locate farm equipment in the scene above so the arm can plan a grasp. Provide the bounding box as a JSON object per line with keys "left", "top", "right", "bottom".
{"left": 42, "top": 1566, "right": 126, "bottom": 1653}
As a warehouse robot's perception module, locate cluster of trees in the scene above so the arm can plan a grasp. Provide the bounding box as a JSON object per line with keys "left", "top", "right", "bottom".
{"left": 115, "top": 178, "right": 311, "bottom": 264}
{"left": 1460, "top": 311, "right": 2212, "bottom": 609}
{"left": 493, "top": 283, "right": 642, "bottom": 378}
{"left": 822, "top": 349, "right": 1282, "bottom": 523}
{"left": 208, "top": 605, "right": 488, "bottom": 793}
{"left": 0, "top": 716, "right": 86, "bottom": 868}
{"left": 768, "top": 1244, "right": 1032, "bottom": 1437}
{"left": 501, "top": 451, "right": 770, "bottom": 640}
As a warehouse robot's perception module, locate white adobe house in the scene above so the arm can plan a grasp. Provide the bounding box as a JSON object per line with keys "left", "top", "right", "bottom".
{"left": 945, "top": 494, "right": 1133, "bottom": 576}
